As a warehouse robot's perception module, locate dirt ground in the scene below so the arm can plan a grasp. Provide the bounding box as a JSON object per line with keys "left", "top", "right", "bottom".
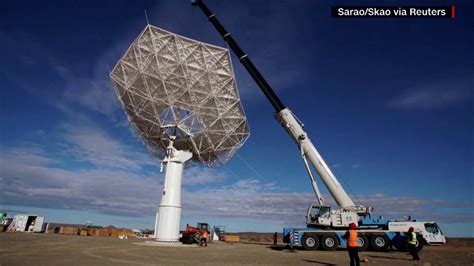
{"left": 0, "top": 233, "right": 472, "bottom": 265}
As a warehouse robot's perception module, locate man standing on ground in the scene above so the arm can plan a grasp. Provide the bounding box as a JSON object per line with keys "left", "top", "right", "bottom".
{"left": 200, "top": 229, "right": 208, "bottom": 247}
{"left": 407, "top": 227, "right": 420, "bottom": 260}
{"left": 343, "top": 223, "right": 360, "bottom": 266}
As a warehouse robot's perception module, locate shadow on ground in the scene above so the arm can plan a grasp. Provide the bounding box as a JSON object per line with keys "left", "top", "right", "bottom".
{"left": 267, "top": 245, "right": 287, "bottom": 251}
{"left": 367, "top": 254, "right": 411, "bottom": 261}
{"left": 301, "top": 259, "right": 337, "bottom": 265}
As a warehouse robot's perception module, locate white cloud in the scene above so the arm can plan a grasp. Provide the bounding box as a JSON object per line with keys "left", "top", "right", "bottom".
{"left": 184, "top": 188, "right": 474, "bottom": 226}
{"left": 183, "top": 167, "right": 227, "bottom": 185}
{"left": 0, "top": 119, "right": 229, "bottom": 216}
{"left": 1, "top": 104, "right": 471, "bottom": 229}
{"left": 351, "top": 163, "right": 361, "bottom": 169}
{"left": 58, "top": 123, "right": 156, "bottom": 172}
{"left": 388, "top": 76, "right": 473, "bottom": 110}
{"left": 1, "top": 142, "right": 471, "bottom": 226}
{"left": 53, "top": 61, "right": 120, "bottom": 119}
{"left": 1, "top": 113, "right": 471, "bottom": 227}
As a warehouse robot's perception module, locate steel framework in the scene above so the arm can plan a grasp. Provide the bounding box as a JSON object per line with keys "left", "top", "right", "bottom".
{"left": 110, "top": 25, "right": 249, "bottom": 166}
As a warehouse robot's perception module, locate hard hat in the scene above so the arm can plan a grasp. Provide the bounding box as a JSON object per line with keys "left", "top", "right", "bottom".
{"left": 349, "top": 223, "right": 357, "bottom": 229}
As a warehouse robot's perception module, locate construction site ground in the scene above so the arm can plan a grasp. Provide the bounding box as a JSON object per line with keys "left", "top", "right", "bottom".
{"left": 0, "top": 233, "right": 472, "bottom": 265}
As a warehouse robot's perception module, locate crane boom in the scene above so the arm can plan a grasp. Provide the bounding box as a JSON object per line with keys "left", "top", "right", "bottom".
{"left": 191, "top": 0, "right": 356, "bottom": 208}
{"left": 276, "top": 109, "right": 355, "bottom": 207}
{"left": 191, "top": 1, "right": 448, "bottom": 245}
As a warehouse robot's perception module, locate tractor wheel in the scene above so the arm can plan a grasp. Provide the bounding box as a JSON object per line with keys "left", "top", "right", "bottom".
{"left": 370, "top": 234, "right": 390, "bottom": 251}
{"left": 357, "top": 235, "right": 369, "bottom": 251}
{"left": 320, "top": 235, "right": 338, "bottom": 251}
{"left": 301, "top": 234, "right": 320, "bottom": 250}
{"left": 181, "top": 234, "right": 194, "bottom": 244}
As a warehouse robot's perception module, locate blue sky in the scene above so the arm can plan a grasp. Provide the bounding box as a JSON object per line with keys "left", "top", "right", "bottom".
{"left": 0, "top": 0, "right": 472, "bottom": 236}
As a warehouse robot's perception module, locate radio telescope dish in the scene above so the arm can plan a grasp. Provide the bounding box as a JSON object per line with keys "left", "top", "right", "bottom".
{"left": 109, "top": 25, "right": 250, "bottom": 243}
{"left": 110, "top": 25, "right": 249, "bottom": 167}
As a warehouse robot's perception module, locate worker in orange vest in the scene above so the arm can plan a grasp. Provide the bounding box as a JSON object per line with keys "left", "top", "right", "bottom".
{"left": 200, "top": 230, "right": 208, "bottom": 247}
{"left": 343, "top": 223, "right": 360, "bottom": 266}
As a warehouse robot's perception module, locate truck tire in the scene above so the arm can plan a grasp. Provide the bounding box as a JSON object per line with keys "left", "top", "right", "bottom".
{"left": 393, "top": 241, "right": 407, "bottom": 251}
{"left": 301, "top": 234, "right": 319, "bottom": 250}
{"left": 321, "top": 235, "right": 338, "bottom": 251}
{"left": 391, "top": 234, "right": 407, "bottom": 251}
{"left": 415, "top": 235, "right": 424, "bottom": 252}
{"left": 357, "top": 235, "right": 369, "bottom": 251}
{"left": 370, "top": 234, "right": 389, "bottom": 251}
{"left": 392, "top": 234, "right": 424, "bottom": 252}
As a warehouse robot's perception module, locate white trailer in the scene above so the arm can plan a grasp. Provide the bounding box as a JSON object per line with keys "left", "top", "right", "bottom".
{"left": 9, "top": 214, "right": 45, "bottom": 232}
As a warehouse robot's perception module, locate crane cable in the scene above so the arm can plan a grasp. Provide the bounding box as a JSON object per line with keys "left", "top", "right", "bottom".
{"left": 330, "top": 163, "right": 364, "bottom": 206}
{"left": 201, "top": 8, "right": 362, "bottom": 206}
{"left": 232, "top": 151, "right": 365, "bottom": 209}
{"left": 235, "top": 153, "right": 267, "bottom": 180}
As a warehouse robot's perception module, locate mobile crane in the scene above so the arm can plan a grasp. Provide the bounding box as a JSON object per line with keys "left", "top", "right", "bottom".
{"left": 191, "top": 0, "right": 446, "bottom": 251}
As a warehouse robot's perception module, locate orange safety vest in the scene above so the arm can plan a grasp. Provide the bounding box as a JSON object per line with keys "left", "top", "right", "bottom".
{"left": 347, "top": 230, "right": 358, "bottom": 247}
{"left": 202, "top": 231, "right": 208, "bottom": 238}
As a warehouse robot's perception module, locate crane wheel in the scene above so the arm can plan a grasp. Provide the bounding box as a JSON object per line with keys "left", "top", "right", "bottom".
{"left": 370, "top": 234, "right": 389, "bottom": 251}
{"left": 391, "top": 234, "right": 407, "bottom": 251}
{"left": 320, "top": 235, "right": 338, "bottom": 251}
{"left": 357, "top": 235, "right": 369, "bottom": 251}
{"left": 301, "top": 234, "right": 319, "bottom": 250}
{"left": 393, "top": 241, "right": 407, "bottom": 251}
{"left": 415, "top": 235, "right": 424, "bottom": 252}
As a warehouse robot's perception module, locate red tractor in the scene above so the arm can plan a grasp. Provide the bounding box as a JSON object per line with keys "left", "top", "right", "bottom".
{"left": 181, "top": 222, "right": 209, "bottom": 244}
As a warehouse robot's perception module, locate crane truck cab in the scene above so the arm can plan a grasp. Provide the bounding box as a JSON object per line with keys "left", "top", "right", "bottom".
{"left": 306, "top": 204, "right": 371, "bottom": 228}
{"left": 389, "top": 221, "right": 446, "bottom": 245}
{"left": 307, "top": 205, "right": 355, "bottom": 228}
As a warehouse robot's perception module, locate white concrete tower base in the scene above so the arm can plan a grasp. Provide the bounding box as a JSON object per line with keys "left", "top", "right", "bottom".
{"left": 154, "top": 143, "right": 192, "bottom": 243}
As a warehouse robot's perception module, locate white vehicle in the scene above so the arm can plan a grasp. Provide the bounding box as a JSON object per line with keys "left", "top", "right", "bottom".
{"left": 389, "top": 221, "right": 446, "bottom": 245}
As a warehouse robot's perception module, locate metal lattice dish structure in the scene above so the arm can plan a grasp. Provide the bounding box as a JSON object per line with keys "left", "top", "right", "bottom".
{"left": 110, "top": 25, "right": 250, "bottom": 166}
